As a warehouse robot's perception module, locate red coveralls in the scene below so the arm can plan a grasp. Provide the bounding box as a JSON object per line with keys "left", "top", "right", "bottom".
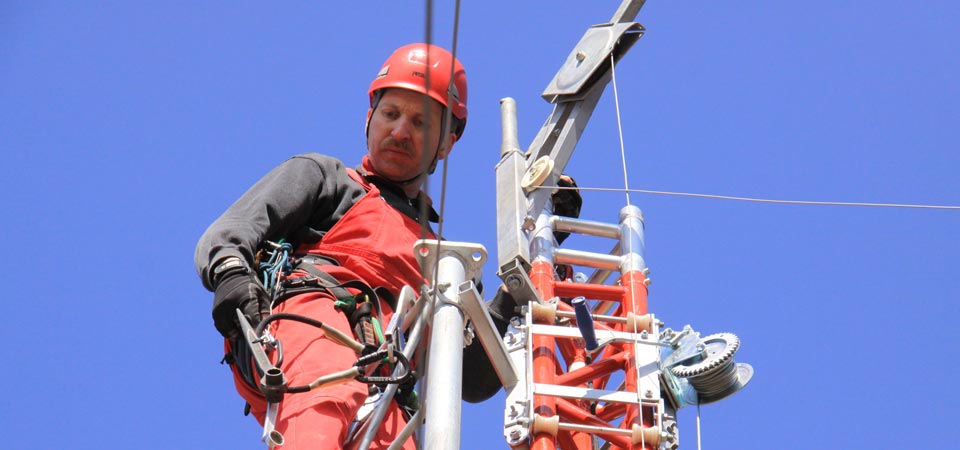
{"left": 228, "top": 169, "right": 429, "bottom": 450}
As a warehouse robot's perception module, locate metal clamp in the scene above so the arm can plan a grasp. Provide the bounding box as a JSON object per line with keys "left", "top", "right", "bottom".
{"left": 413, "top": 239, "right": 486, "bottom": 286}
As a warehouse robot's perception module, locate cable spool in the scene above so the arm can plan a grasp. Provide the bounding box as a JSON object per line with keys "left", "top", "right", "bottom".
{"left": 670, "top": 333, "right": 753, "bottom": 404}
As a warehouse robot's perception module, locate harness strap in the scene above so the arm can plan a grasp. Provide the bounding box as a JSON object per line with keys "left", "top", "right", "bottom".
{"left": 292, "top": 254, "right": 353, "bottom": 300}
{"left": 280, "top": 255, "right": 393, "bottom": 353}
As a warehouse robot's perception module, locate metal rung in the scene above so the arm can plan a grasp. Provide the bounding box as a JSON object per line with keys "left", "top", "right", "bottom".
{"left": 534, "top": 383, "right": 649, "bottom": 405}
{"left": 554, "top": 248, "right": 622, "bottom": 270}
{"left": 551, "top": 216, "right": 621, "bottom": 239}
{"left": 527, "top": 324, "right": 664, "bottom": 346}
{"left": 532, "top": 413, "right": 661, "bottom": 447}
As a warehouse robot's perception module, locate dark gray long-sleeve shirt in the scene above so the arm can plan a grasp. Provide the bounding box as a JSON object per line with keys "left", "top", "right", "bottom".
{"left": 195, "top": 153, "right": 364, "bottom": 290}
{"left": 195, "top": 152, "right": 505, "bottom": 402}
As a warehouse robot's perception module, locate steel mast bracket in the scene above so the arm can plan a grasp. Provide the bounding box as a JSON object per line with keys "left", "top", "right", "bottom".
{"left": 414, "top": 240, "right": 486, "bottom": 288}
{"left": 541, "top": 21, "right": 645, "bottom": 103}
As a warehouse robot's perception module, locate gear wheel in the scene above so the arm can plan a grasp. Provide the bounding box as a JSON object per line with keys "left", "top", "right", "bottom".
{"left": 670, "top": 333, "right": 739, "bottom": 378}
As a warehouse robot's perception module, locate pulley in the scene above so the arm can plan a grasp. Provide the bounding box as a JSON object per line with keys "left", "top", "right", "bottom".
{"left": 670, "top": 332, "right": 753, "bottom": 405}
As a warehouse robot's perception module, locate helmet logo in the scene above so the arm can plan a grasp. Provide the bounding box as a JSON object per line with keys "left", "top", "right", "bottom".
{"left": 408, "top": 49, "right": 427, "bottom": 65}
{"left": 407, "top": 49, "right": 442, "bottom": 68}
{"left": 376, "top": 65, "right": 389, "bottom": 79}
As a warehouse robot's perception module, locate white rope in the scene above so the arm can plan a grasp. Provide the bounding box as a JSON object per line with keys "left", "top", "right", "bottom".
{"left": 610, "top": 53, "right": 631, "bottom": 207}
{"left": 539, "top": 185, "right": 960, "bottom": 211}
{"left": 610, "top": 53, "right": 650, "bottom": 450}
{"left": 696, "top": 403, "right": 703, "bottom": 450}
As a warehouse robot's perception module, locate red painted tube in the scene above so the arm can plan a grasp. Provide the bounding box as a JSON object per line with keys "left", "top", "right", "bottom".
{"left": 554, "top": 351, "right": 630, "bottom": 387}
{"left": 555, "top": 281, "right": 626, "bottom": 301}
{"left": 556, "top": 398, "right": 634, "bottom": 449}
{"left": 620, "top": 270, "right": 649, "bottom": 315}
{"left": 530, "top": 260, "right": 558, "bottom": 450}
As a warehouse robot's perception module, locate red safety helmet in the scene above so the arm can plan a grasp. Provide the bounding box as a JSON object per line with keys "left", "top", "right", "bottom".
{"left": 369, "top": 43, "right": 468, "bottom": 139}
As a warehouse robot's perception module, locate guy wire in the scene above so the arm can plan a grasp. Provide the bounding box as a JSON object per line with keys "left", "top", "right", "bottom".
{"left": 538, "top": 185, "right": 960, "bottom": 210}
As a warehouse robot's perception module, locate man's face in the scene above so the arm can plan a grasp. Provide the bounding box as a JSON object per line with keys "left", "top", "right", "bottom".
{"left": 367, "top": 88, "right": 454, "bottom": 184}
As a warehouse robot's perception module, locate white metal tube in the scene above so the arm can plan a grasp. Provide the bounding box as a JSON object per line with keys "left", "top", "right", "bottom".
{"left": 500, "top": 98, "right": 521, "bottom": 157}
{"left": 496, "top": 97, "right": 532, "bottom": 269}
{"left": 618, "top": 204, "right": 647, "bottom": 273}
{"left": 530, "top": 209, "right": 556, "bottom": 264}
{"left": 554, "top": 248, "right": 622, "bottom": 270}
{"left": 550, "top": 216, "right": 621, "bottom": 239}
{"left": 424, "top": 253, "right": 467, "bottom": 450}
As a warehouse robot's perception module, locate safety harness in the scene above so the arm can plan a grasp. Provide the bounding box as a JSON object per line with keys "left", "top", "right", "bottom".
{"left": 227, "top": 240, "right": 419, "bottom": 418}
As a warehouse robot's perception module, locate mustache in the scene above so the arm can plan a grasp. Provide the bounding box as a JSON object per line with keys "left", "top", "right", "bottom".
{"left": 382, "top": 138, "right": 413, "bottom": 152}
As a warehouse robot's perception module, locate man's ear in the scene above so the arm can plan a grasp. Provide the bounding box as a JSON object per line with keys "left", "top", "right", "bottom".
{"left": 365, "top": 108, "right": 373, "bottom": 133}
{"left": 438, "top": 132, "right": 457, "bottom": 160}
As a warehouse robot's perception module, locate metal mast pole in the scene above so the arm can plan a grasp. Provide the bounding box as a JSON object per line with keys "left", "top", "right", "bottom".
{"left": 414, "top": 240, "right": 487, "bottom": 450}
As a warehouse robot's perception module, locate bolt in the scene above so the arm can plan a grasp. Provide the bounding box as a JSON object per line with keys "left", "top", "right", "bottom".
{"left": 522, "top": 216, "right": 536, "bottom": 232}
{"left": 506, "top": 274, "right": 523, "bottom": 289}
{"left": 640, "top": 330, "right": 649, "bottom": 339}
{"left": 509, "top": 430, "right": 522, "bottom": 441}
{"left": 643, "top": 278, "right": 652, "bottom": 286}
{"left": 644, "top": 390, "right": 653, "bottom": 398}
{"left": 575, "top": 51, "right": 587, "bottom": 62}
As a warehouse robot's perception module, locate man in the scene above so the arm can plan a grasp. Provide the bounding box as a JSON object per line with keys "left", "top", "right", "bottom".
{"left": 196, "top": 43, "right": 580, "bottom": 449}
{"left": 196, "top": 43, "right": 476, "bottom": 450}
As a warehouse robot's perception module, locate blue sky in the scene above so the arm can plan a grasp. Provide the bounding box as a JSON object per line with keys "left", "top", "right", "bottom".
{"left": 2, "top": 1, "right": 958, "bottom": 449}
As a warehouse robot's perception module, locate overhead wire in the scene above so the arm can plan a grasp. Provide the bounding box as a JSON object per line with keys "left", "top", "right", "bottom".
{"left": 537, "top": 185, "right": 960, "bottom": 210}
{"left": 435, "top": 0, "right": 462, "bottom": 244}
{"left": 413, "top": 0, "right": 463, "bottom": 447}
{"left": 568, "top": 38, "right": 958, "bottom": 213}
{"left": 412, "top": 1, "right": 437, "bottom": 446}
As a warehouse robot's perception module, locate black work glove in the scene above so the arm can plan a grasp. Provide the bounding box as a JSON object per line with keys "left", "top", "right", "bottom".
{"left": 212, "top": 269, "right": 270, "bottom": 339}
{"left": 552, "top": 174, "right": 583, "bottom": 244}
{"left": 487, "top": 286, "right": 519, "bottom": 334}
